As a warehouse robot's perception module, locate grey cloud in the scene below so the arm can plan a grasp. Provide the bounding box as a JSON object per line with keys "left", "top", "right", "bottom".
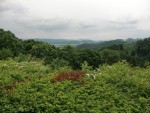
{"left": 37, "top": 21, "right": 71, "bottom": 32}
{"left": 118, "top": 29, "right": 150, "bottom": 39}
{"left": 79, "top": 23, "right": 97, "bottom": 29}
{"left": 108, "top": 24, "right": 136, "bottom": 31}
{"left": 0, "top": 0, "right": 26, "bottom": 14}
{"left": 126, "top": 20, "right": 139, "bottom": 25}
{"left": 107, "top": 19, "right": 140, "bottom": 31}
{"left": 38, "top": 24, "right": 69, "bottom": 32}
{"left": 0, "top": 0, "right": 150, "bottom": 40}
{"left": 15, "top": 18, "right": 72, "bottom": 33}
{"left": 109, "top": 20, "right": 139, "bottom": 25}
{"left": 73, "top": 23, "right": 99, "bottom": 34}
{"left": 0, "top": 0, "right": 7, "bottom": 12}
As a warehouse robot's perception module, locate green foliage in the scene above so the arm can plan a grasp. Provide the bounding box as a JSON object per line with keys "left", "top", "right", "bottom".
{"left": 0, "top": 48, "right": 13, "bottom": 60}
{"left": 80, "top": 49, "right": 101, "bottom": 68}
{"left": 22, "top": 39, "right": 38, "bottom": 54}
{"left": 0, "top": 29, "right": 150, "bottom": 112}
{"left": 30, "top": 43, "right": 50, "bottom": 58}
{"left": 0, "top": 29, "right": 23, "bottom": 56}
{"left": 50, "top": 58, "right": 70, "bottom": 70}
{"left": 81, "top": 61, "right": 92, "bottom": 72}
{"left": 100, "top": 49, "right": 120, "bottom": 65}
{"left": 0, "top": 60, "right": 149, "bottom": 112}
{"left": 104, "top": 44, "right": 124, "bottom": 51}
{"left": 14, "top": 54, "right": 32, "bottom": 62}
{"left": 124, "top": 37, "right": 150, "bottom": 67}
{"left": 1, "top": 29, "right": 150, "bottom": 69}
{"left": 59, "top": 45, "right": 81, "bottom": 69}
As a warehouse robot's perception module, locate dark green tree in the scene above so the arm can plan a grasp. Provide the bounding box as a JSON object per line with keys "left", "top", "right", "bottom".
{"left": 79, "top": 49, "right": 101, "bottom": 68}
{"left": 59, "top": 45, "right": 81, "bottom": 69}
{"left": 0, "top": 48, "right": 13, "bottom": 60}
{"left": 0, "top": 29, "right": 23, "bottom": 56}
{"left": 100, "top": 49, "right": 120, "bottom": 65}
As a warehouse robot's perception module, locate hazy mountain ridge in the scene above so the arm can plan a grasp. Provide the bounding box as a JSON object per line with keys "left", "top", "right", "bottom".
{"left": 34, "top": 38, "right": 139, "bottom": 48}
{"left": 77, "top": 38, "right": 139, "bottom": 49}
{"left": 34, "top": 38, "right": 95, "bottom": 45}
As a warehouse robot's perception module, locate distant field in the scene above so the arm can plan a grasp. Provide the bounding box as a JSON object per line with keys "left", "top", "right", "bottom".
{"left": 54, "top": 44, "right": 78, "bottom": 47}
{"left": 34, "top": 38, "right": 95, "bottom": 46}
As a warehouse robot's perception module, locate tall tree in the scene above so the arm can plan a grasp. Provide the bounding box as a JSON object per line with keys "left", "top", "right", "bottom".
{"left": 0, "top": 29, "right": 23, "bottom": 56}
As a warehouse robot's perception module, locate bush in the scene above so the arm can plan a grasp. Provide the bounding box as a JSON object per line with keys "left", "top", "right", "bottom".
{"left": 0, "top": 59, "right": 150, "bottom": 113}
{"left": 50, "top": 58, "right": 70, "bottom": 70}
{"left": 51, "top": 70, "right": 86, "bottom": 83}
{"left": 0, "top": 48, "right": 13, "bottom": 60}
{"left": 14, "top": 54, "right": 32, "bottom": 62}
{"left": 81, "top": 61, "right": 92, "bottom": 72}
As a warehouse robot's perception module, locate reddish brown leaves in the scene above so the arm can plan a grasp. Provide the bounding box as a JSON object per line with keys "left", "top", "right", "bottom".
{"left": 51, "top": 70, "right": 86, "bottom": 83}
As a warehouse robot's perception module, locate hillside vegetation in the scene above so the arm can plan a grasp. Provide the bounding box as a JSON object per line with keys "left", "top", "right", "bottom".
{"left": 0, "top": 60, "right": 150, "bottom": 112}
{"left": 77, "top": 39, "right": 125, "bottom": 49}
{"left": 76, "top": 38, "right": 138, "bottom": 49}
{"left": 0, "top": 29, "right": 150, "bottom": 112}
{"left": 1, "top": 29, "right": 150, "bottom": 68}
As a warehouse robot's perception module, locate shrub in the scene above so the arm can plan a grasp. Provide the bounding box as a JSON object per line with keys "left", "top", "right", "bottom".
{"left": 50, "top": 58, "right": 70, "bottom": 70}
{"left": 51, "top": 70, "right": 86, "bottom": 83}
{"left": 0, "top": 48, "right": 13, "bottom": 60}
{"left": 81, "top": 61, "right": 92, "bottom": 72}
{"left": 14, "top": 54, "right": 32, "bottom": 62}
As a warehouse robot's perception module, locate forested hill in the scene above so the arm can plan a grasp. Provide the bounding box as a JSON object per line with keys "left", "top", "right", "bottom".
{"left": 0, "top": 29, "right": 150, "bottom": 112}
{"left": 34, "top": 38, "right": 138, "bottom": 48}
{"left": 77, "top": 38, "right": 138, "bottom": 49}
{"left": 0, "top": 28, "right": 150, "bottom": 68}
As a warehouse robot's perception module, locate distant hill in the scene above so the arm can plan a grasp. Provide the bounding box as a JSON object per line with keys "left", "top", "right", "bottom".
{"left": 77, "top": 39, "right": 124, "bottom": 49}
{"left": 34, "top": 38, "right": 94, "bottom": 46}
{"left": 125, "top": 38, "right": 140, "bottom": 44}
{"left": 77, "top": 38, "right": 138, "bottom": 49}
{"left": 33, "top": 38, "right": 139, "bottom": 48}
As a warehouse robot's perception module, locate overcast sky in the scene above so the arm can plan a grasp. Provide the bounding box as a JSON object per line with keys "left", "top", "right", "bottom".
{"left": 0, "top": 0, "right": 150, "bottom": 40}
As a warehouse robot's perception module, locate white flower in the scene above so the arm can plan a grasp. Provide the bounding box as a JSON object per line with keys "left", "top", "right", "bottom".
{"left": 86, "top": 74, "right": 96, "bottom": 79}
{"left": 96, "top": 68, "right": 100, "bottom": 71}
{"left": 86, "top": 74, "right": 90, "bottom": 77}
{"left": 93, "top": 75, "right": 96, "bottom": 79}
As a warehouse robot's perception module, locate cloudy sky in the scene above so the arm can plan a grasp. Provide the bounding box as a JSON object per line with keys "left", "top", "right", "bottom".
{"left": 0, "top": 0, "right": 150, "bottom": 40}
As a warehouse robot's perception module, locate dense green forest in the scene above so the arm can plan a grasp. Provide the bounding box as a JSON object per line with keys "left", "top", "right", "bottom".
{"left": 0, "top": 29, "right": 150, "bottom": 112}
{"left": 0, "top": 29, "right": 150, "bottom": 68}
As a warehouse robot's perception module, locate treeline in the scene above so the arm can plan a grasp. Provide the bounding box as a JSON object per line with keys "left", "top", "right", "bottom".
{"left": 0, "top": 29, "right": 150, "bottom": 69}
{"left": 77, "top": 39, "right": 125, "bottom": 49}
